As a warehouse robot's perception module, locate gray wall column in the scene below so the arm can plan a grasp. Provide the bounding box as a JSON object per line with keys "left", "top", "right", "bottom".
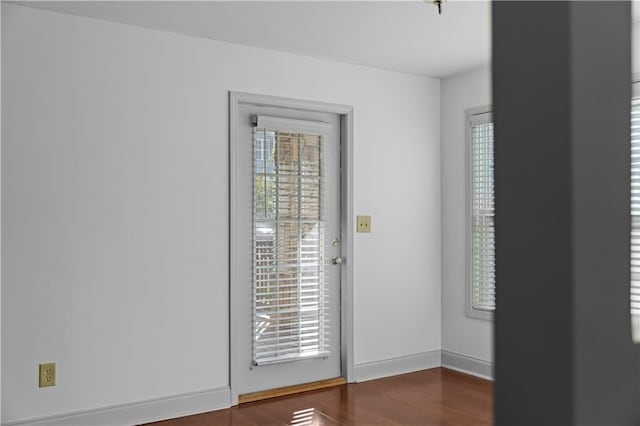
{"left": 493, "top": 1, "right": 640, "bottom": 425}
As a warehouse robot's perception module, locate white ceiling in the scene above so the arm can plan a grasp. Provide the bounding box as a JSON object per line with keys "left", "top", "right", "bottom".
{"left": 16, "top": 0, "right": 493, "bottom": 78}
{"left": 16, "top": 0, "right": 640, "bottom": 78}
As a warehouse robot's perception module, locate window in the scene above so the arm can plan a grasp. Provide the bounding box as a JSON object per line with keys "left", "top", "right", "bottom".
{"left": 466, "top": 107, "right": 495, "bottom": 320}
{"left": 631, "top": 84, "right": 640, "bottom": 342}
{"left": 252, "top": 115, "right": 330, "bottom": 365}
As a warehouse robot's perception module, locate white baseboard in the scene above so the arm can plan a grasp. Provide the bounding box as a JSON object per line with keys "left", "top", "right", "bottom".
{"left": 3, "top": 386, "right": 230, "bottom": 426}
{"left": 353, "top": 350, "right": 441, "bottom": 382}
{"left": 441, "top": 350, "right": 494, "bottom": 380}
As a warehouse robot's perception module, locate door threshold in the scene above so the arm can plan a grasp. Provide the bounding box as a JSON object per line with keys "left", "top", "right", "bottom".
{"left": 238, "top": 377, "right": 347, "bottom": 404}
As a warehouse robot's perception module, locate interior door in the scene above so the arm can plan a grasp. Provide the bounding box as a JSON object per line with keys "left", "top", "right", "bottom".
{"left": 234, "top": 102, "right": 342, "bottom": 396}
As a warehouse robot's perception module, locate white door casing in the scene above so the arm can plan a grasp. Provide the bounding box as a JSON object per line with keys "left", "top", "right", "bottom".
{"left": 229, "top": 93, "right": 354, "bottom": 404}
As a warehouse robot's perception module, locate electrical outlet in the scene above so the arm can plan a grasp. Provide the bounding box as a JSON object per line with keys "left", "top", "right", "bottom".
{"left": 357, "top": 215, "right": 371, "bottom": 233}
{"left": 39, "top": 363, "right": 56, "bottom": 387}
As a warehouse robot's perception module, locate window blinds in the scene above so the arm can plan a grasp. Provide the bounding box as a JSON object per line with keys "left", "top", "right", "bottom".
{"left": 471, "top": 114, "right": 496, "bottom": 312}
{"left": 631, "top": 97, "right": 640, "bottom": 341}
{"left": 252, "top": 116, "right": 331, "bottom": 365}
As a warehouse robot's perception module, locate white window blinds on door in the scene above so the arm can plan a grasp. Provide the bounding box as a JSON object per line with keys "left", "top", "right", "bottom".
{"left": 470, "top": 113, "right": 496, "bottom": 312}
{"left": 631, "top": 96, "right": 640, "bottom": 341}
{"left": 252, "top": 115, "right": 331, "bottom": 365}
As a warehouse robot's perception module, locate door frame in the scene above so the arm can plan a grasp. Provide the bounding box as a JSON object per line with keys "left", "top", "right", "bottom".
{"left": 229, "top": 92, "right": 354, "bottom": 405}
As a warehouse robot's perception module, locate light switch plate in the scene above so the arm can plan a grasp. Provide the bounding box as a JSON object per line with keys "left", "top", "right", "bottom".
{"left": 357, "top": 216, "right": 371, "bottom": 233}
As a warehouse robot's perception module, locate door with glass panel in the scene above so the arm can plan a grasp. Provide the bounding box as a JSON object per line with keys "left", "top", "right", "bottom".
{"left": 234, "top": 102, "right": 341, "bottom": 396}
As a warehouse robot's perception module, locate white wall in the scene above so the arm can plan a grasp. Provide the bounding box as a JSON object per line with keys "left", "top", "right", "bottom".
{"left": 1, "top": 3, "right": 441, "bottom": 423}
{"left": 441, "top": 67, "right": 493, "bottom": 363}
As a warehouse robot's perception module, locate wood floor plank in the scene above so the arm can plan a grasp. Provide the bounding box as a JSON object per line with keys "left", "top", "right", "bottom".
{"left": 144, "top": 368, "right": 493, "bottom": 426}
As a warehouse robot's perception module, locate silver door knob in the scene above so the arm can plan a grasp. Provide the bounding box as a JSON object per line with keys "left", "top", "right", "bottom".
{"left": 331, "top": 256, "right": 343, "bottom": 265}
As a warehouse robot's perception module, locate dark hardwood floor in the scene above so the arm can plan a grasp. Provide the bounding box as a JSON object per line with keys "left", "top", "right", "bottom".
{"left": 146, "top": 368, "right": 493, "bottom": 426}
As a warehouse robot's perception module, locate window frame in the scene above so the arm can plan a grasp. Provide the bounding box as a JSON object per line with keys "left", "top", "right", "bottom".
{"left": 465, "top": 105, "right": 495, "bottom": 321}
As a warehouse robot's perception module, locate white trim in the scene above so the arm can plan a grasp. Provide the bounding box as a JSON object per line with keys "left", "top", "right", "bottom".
{"left": 340, "top": 110, "right": 355, "bottom": 383}
{"left": 353, "top": 351, "right": 441, "bottom": 383}
{"left": 229, "top": 91, "right": 240, "bottom": 407}
{"left": 441, "top": 350, "right": 494, "bottom": 381}
{"left": 229, "top": 92, "right": 355, "bottom": 405}
{"left": 465, "top": 105, "right": 495, "bottom": 321}
{"left": 2, "top": 387, "right": 230, "bottom": 426}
